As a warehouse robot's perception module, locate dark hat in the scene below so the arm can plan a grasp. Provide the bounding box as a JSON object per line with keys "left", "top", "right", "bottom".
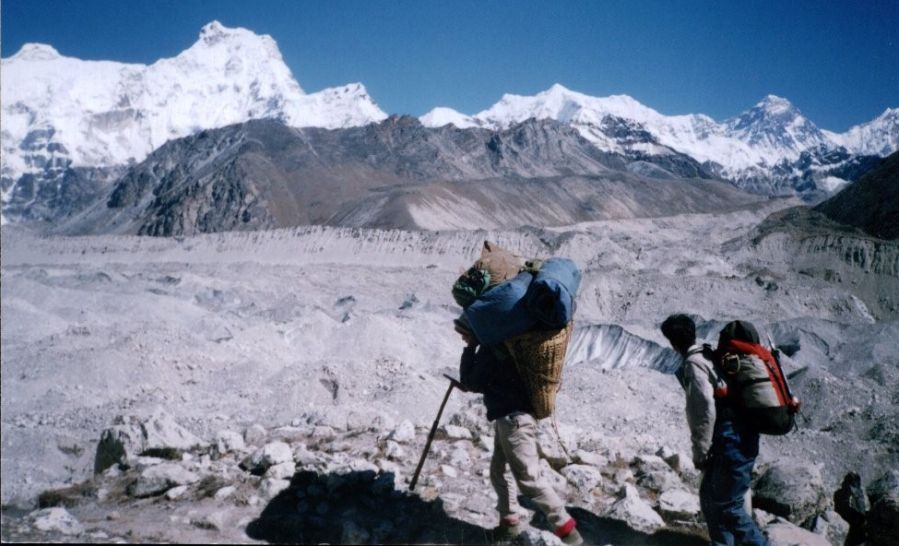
{"left": 718, "top": 320, "right": 760, "bottom": 346}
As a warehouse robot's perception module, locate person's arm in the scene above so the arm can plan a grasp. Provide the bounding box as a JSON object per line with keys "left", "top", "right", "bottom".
{"left": 683, "top": 356, "right": 716, "bottom": 469}
{"left": 460, "top": 346, "right": 489, "bottom": 394}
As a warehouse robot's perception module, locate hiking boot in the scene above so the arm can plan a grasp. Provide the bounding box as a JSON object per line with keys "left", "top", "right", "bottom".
{"left": 487, "top": 517, "right": 524, "bottom": 545}
{"left": 555, "top": 518, "right": 583, "bottom": 546}
{"left": 560, "top": 528, "right": 584, "bottom": 545}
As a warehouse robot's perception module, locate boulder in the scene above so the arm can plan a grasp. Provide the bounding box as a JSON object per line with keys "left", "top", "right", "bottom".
{"left": 572, "top": 449, "right": 606, "bottom": 468}
{"left": 449, "top": 446, "right": 472, "bottom": 468}
{"left": 241, "top": 441, "right": 294, "bottom": 473}
{"left": 244, "top": 424, "right": 267, "bottom": 446}
{"left": 867, "top": 470, "right": 899, "bottom": 546}
{"left": 265, "top": 462, "right": 296, "bottom": 480}
{"left": 214, "top": 430, "right": 246, "bottom": 456}
{"left": 511, "top": 527, "right": 565, "bottom": 545}
{"left": 165, "top": 485, "right": 189, "bottom": 500}
{"left": 259, "top": 478, "right": 291, "bottom": 499}
{"left": 753, "top": 461, "right": 828, "bottom": 524}
{"left": 764, "top": 519, "right": 830, "bottom": 546}
{"left": 389, "top": 420, "right": 416, "bottom": 443}
{"left": 193, "top": 511, "right": 227, "bottom": 531}
{"left": 538, "top": 459, "right": 569, "bottom": 496}
{"left": 128, "top": 462, "right": 200, "bottom": 498}
{"left": 808, "top": 510, "right": 849, "bottom": 546}
{"left": 536, "top": 422, "right": 578, "bottom": 467}
{"left": 605, "top": 484, "right": 665, "bottom": 534}
{"left": 834, "top": 471, "right": 868, "bottom": 531}
{"left": 443, "top": 424, "right": 473, "bottom": 440}
{"left": 560, "top": 464, "right": 603, "bottom": 494}
{"left": 658, "top": 489, "right": 702, "bottom": 521}
{"left": 28, "top": 507, "right": 84, "bottom": 536}
{"left": 384, "top": 440, "right": 406, "bottom": 461}
{"left": 95, "top": 408, "right": 203, "bottom": 473}
{"left": 214, "top": 486, "right": 236, "bottom": 500}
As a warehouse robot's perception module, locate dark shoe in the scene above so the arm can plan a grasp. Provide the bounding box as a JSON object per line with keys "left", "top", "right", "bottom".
{"left": 560, "top": 528, "right": 584, "bottom": 545}
{"left": 486, "top": 519, "right": 524, "bottom": 545}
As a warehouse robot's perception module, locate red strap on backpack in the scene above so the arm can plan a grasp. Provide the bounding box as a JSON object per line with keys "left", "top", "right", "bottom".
{"left": 722, "top": 339, "right": 797, "bottom": 410}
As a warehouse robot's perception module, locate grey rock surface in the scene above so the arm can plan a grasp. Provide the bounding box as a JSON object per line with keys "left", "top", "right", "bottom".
{"left": 753, "top": 461, "right": 829, "bottom": 525}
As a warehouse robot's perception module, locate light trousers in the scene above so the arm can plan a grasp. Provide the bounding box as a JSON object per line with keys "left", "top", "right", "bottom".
{"left": 490, "top": 412, "right": 570, "bottom": 528}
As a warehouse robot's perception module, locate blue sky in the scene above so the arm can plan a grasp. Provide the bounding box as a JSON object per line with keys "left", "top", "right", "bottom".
{"left": 2, "top": 0, "right": 897, "bottom": 131}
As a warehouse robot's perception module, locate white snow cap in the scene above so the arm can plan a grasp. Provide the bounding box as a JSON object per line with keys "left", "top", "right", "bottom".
{"left": 1, "top": 20, "right": 387, "bottom": 183}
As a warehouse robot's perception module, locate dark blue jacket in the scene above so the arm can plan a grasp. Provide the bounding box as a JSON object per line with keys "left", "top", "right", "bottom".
{"left": 459, "top": 345, "right": 534, "bottom": 421}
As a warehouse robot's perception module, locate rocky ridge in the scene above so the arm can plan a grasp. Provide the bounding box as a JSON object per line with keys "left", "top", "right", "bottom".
{"left": 3, "top": 407, "right": 896, "bottom": 545}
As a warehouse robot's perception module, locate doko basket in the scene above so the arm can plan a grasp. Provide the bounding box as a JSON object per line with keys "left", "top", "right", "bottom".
{"left": 504, "top": 322, "right": 573, "bottom": 419}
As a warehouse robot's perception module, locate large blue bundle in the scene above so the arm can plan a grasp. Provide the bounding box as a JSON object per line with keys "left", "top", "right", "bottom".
{"left": 464, "top": 271, "right": 538, "bottom": 347}
{"left": 525, "top": 258, "right": 581, "bottom": 328}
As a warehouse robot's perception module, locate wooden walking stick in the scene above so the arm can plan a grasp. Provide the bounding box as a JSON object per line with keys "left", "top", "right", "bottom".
{"left": 409, "top": 374, "right": 462, "bottom": 491}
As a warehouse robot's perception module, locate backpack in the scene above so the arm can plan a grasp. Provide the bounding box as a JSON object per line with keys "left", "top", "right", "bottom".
{"left": 709, "top": 321, "right": 801, "bottom": 435}
{"left": 504, "top": 322, "right": 573, "bottom": 419}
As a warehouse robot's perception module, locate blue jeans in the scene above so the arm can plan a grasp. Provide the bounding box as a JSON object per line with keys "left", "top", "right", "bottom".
{"left": 700, "top": 418, "right": 769, "bottom": 546}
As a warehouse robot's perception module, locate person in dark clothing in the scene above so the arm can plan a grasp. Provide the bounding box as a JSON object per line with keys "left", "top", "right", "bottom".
{"left": 457, "top": 322, "right": 582, "bottom": 546}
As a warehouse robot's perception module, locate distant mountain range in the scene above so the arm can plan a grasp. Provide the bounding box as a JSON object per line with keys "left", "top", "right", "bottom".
{"left": 56, "top": 117, "right": 763, "bottom": 235}
{"left": 1, "top": 21, "right": 896, "bottom": 228}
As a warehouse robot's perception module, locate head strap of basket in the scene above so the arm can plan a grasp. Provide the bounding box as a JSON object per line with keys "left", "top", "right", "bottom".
{"left": 504, "top": 322, "right": 574, "bottom": 419}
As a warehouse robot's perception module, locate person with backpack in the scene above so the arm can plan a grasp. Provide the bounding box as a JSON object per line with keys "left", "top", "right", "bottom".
{"left": 455, "top": 321, "right": 583, "bottom": 546}
{"left": 661, "top": 315, "right": 770, "bottom": 546}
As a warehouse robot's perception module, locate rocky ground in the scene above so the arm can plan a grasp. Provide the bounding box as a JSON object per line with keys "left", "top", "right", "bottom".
{"left": 2, "top": 201, "right": 897, "bottom": 544}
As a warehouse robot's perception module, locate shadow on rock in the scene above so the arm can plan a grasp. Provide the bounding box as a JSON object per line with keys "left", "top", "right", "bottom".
{"left": 567, "top": 507, "right": 708, "bottom": 546}
{"left": 522, "top": 497, "right": 707, "bottom": 546}
{"left": 246, "top": 469, "right": 490, "bottom": 544}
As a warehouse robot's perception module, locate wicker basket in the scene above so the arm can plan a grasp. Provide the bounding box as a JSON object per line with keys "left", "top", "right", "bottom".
{"left": 504, "top": 322, "right": 573, "bottom": 419}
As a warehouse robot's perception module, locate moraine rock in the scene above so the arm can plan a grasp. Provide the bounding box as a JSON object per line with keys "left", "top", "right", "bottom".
{"left": 128, "top": 462, "right": 200, "bottom": 498}
{"left": 512, "top": 527, "right": 566, "bottom": 545}
{"left": 240, "top": 441, "right": 293, "bottom": 473}
{"left": 560, "top": 464, "right": 603, "bottom": 494}
{"left": 259, "top": 478, "right": 291, "bottom": 499}
{"left": 753, "top": 460, "right": 829, "bottom": 525}
{"left": 214, "top": 430, "right": 246, "bottom": 456}
{"left": 165, "top": 485, "right": 189, "bottom": 500}
{"left": 384, "top": 440, "right": 406, "bottom": 461}
{"left": 572, "top": 449, "right": 606, "bottom": 468}
{"left": 764, "top": 518, "right": 830, "bottom": 546}
{"left": 808, "top": 510, "right": 849, "bottom": 546}
{"left": 214, "top": 485, "right": 236, "bottom": 500}
{"left": 443, "top": 424, "right": 473, "bottom": 440}
{"left": 193, "top": 511, "right": 228, "bottom": 531}
{"left": 95, "top": 408, "right": 204, "bottom": 473}
{"left": 28, "top": 507, "right": 84, "bottom": 536}
{"left": 867, "top": 470, "right": 899, "bottom": 546}
{"left": 605, "top": 483, "right": 665, "bottom": 534}
{"left": 389, "top": 420, "right": 416, "bottom": 443}
{"left": 244, "top": 424, "right": 267, "bottom": 446}
{"left": 448, "top": 445, "right": 472, "bottom": 468}
{"left": 834, "top": 472, "right": 868, "bottom": 532}
{"left": 265, "top": 461, "right": 296, "bottom": 480}
{"left": 536, "top": 422, "right": 578, "bottom": 467}
{"left": 657, "top": 489, "right": 702, "bottom": 521}
{"left": 539, "top": 459, "right": 569, "bottom": 496}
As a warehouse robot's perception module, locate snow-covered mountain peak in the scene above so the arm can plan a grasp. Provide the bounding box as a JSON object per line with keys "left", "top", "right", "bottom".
{"left": 756, "top": 94, "right": 796, "bottom": 115}
{"left": 476, "top": 83, "right": 662, "bottom": 130}
{"left": 1, "top": 22, "right": 388, "bottom": 222}
{"left": 835, "top": 106, "right": 899, "bottom": 156}
{"left": 726, "top": 95, "right": 826, "bottom": 157}
{"left": 419, "top": 107, "right": 480, "bottom": 128}
{"left": 8, "top": 43, "right": 62, "bottom": 62}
